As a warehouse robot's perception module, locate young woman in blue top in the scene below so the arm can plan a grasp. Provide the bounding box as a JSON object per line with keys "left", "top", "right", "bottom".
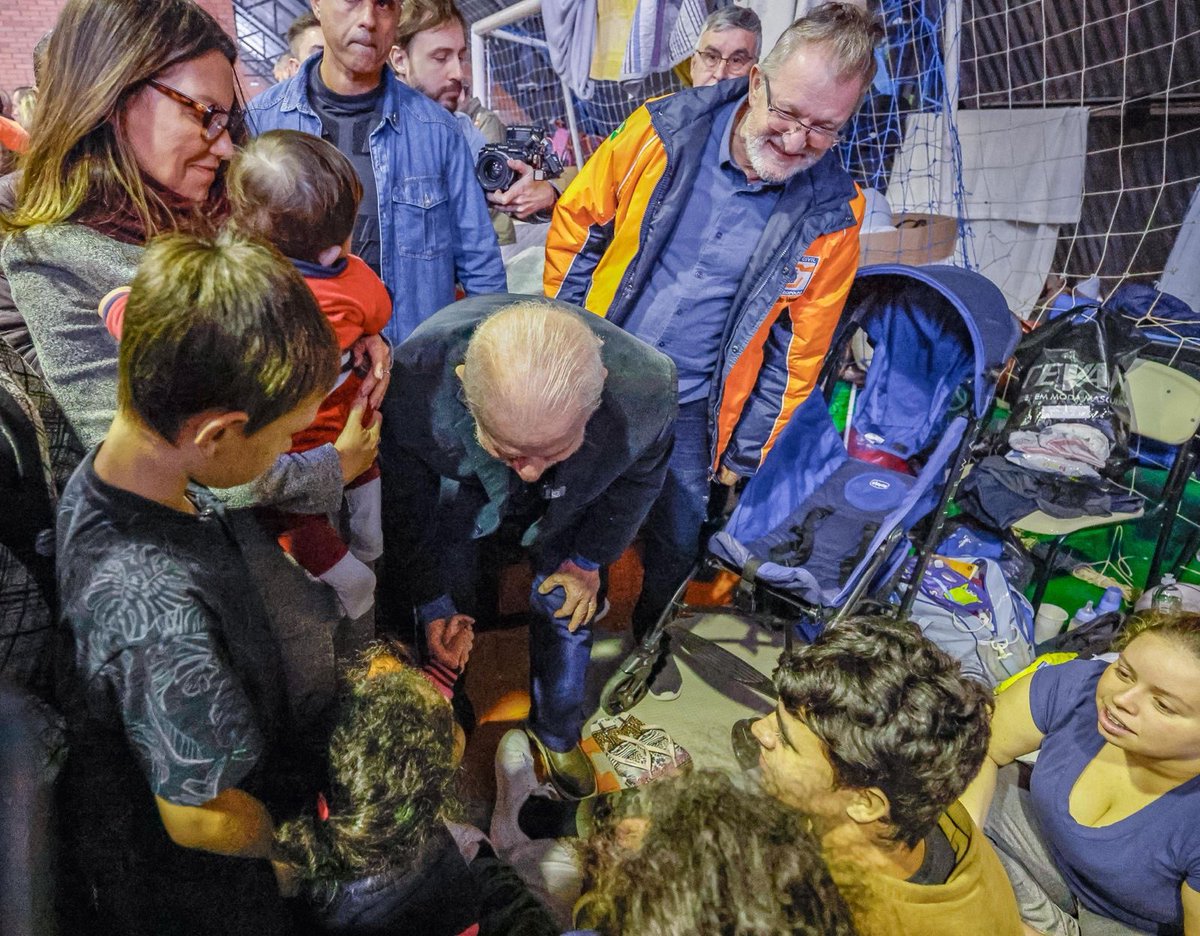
{"left": 962, "top": 612, "right": 1200, "bottom": 936}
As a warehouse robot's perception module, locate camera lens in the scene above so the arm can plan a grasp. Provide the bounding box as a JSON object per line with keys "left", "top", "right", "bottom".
{"left": 476, "top": 151, "right": 514, "bottom": 192}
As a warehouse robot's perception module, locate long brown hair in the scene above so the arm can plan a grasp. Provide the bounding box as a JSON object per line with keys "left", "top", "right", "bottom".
{"left": 2, "top": 0, "right": 240, "bottom": 240}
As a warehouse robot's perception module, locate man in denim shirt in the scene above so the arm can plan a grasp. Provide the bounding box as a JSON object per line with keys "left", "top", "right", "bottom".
{"left": 246, "top": 0, "right": 506, "bottom": 346}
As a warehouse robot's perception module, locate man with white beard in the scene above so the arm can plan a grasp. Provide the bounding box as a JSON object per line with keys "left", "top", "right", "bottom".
{"left": 544, "top": 3, "right": 883, "bottom": 695}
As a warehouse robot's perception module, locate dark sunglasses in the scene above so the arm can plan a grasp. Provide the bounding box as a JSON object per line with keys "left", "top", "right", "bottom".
{"left": 147, "top": 78, "right": 242, "bottom": 142}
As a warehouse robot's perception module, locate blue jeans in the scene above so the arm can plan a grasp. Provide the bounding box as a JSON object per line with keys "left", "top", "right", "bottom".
{"left": 528, "top": 571, "right": 596, "bottom": 751}
{"left": 408, "top": 485, "right": 596, "bottom": 753}
{"left": 632, "top": 399, "right": 711, "bottom": 639}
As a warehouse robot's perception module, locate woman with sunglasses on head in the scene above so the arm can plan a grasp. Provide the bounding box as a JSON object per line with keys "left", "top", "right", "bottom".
{"left": 0, "top": 0, "right": 386, "bottom": 504}
{"left": 961, "top": 612, "right": 1200, "bottom": 936}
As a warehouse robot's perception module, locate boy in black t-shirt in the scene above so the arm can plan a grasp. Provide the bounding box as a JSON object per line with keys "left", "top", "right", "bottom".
{"left": 55, "top": 231, "right": 342, "bottom": 935}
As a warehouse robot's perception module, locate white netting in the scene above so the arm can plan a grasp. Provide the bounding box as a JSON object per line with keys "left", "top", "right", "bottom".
{"left": 471, "top": 1, "right": 1200, "bottom": 322}
{"left": 468, "top": 6, "right": 686, "bottom": 167}
{"left": 952, "top": 0, "right": 1200, "bottom": 320}
{"left": 838, "top": 0, "right": 1200, "bottom": 321}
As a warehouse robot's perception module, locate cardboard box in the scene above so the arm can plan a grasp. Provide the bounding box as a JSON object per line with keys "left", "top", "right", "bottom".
{"left": 859, "top": 212, "right": 958, "bottom": 266}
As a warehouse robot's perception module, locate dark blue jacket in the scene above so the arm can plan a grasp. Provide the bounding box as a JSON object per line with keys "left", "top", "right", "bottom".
{"left": 381, "top": 294, "right": 677, "bottom": 610}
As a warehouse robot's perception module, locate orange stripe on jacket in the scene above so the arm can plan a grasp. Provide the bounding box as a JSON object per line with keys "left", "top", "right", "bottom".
{"left": 544, "top": 107, "right": 667, "bottom": 315}
{"left": 711, "top": 186, "right": 866, "bottom": 471}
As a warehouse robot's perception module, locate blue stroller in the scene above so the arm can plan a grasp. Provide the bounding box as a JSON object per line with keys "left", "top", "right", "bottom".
{"left": 602, "top": 264, "right": 1021, "bottom": 714}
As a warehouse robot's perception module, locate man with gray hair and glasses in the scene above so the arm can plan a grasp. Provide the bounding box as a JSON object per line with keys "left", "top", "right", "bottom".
{"left": 382, "top": 294, "right": 676, "bottom": 801}
{"left": 690, "top": 6, "right": 762, "bottom": 86}
{"left": 545, "top": 3, "right": 883, "bottom": 697}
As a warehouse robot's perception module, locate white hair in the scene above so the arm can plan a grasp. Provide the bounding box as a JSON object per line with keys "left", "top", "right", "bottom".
{"left": 461, "top": 301, "right": 605, "bottom": 447}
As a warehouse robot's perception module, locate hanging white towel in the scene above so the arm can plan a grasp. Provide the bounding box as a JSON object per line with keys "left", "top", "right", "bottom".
{"left": 889, "top": 107, "right": 1090, "bottom": 317}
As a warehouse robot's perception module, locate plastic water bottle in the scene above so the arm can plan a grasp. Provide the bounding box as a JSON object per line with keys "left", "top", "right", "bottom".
{"left": 1069, "top": 601, "right": 1097, "bottom": 630}
{"left": 1096, "top": 586, "right": 1123, "bottom": 616}
{"left": 1152, "top": 575, "right": 1184, "bottom": 613}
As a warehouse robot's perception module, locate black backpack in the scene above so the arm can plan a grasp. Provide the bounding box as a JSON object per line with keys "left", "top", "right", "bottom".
{"left": 0, "top": 341, "right": 81, "bottom": 693}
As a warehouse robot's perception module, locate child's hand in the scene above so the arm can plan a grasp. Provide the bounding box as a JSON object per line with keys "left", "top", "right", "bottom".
{"left": 426, "top": 614, "right": 475, "bottom": 672}
{"left": 352, "top": 335, "right": 392, "bottom": 409}
{"left": 334, "top": 400, "right": 380, "bottom": 482}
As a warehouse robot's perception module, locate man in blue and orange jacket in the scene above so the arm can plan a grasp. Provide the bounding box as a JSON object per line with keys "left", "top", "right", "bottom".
{"left": 545, "top": 3, "right": 884, "bottom": 666}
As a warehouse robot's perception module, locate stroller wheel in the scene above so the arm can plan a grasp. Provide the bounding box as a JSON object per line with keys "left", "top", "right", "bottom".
{"left": 602, "top": 672, "right": 649, "bottom": 715}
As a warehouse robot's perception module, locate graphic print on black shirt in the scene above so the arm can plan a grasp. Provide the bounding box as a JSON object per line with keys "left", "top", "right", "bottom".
{"left": 308, "top": 66, "right": 386, "bottom": 278}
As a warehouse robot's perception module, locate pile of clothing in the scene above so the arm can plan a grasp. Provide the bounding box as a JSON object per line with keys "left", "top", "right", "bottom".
{"left": 960, "top": 306, "right": 1146, "bottom": 528}
{"left": 958, "top": 455, "right": 1141, "bottom": 528}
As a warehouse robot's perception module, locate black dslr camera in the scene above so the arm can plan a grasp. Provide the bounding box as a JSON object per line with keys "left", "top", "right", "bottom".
{"left": 475, "top": 125, "right": 564, "bottom": 193}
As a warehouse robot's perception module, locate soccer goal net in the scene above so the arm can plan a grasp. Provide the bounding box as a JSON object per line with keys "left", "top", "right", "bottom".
{"left": 468, "top": 1, "right": 1199, "bottom": 322}
{"left": 467, "top": 0, "right": 686, "bottom": 169}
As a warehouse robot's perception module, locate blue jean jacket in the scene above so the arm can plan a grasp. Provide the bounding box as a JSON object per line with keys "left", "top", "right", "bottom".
{"left": 245, "top": 57, "right": 507, "bottom": 344}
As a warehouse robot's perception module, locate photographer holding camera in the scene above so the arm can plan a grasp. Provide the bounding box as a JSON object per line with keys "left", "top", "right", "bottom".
{"left": 391, "top": 0, "right": 566, "bottom": 224}
{"left": 476, "top": 126, "right": 563, "bottom": 223}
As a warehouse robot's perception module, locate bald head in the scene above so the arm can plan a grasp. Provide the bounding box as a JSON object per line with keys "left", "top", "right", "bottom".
{"left": 460, "top": 301, "right": 606, "bottom": 481}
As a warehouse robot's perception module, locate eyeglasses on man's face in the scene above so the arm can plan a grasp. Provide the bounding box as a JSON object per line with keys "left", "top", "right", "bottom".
{"left": 758, "top": 73, "right": 843, "bottom": 146}
{"left": 147, "top": 78, "right": 241, "bottom": 142}
{"left": 693, "top": 47, "right": 756, "bottom": 76}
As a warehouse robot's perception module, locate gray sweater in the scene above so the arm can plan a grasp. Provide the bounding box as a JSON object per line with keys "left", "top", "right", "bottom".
{"left": 1, "top": 222, "right": 343, "bottom": 514}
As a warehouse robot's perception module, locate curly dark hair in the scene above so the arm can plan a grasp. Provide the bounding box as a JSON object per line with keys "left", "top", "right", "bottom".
{"left": 775, "top": 616, "right": 993, "bottom": 848}
{"left": 578, "top": 770, "right": 860, "bottom": 936}
{"left": 275, "top": 644, "right": 458, "bottom": 894}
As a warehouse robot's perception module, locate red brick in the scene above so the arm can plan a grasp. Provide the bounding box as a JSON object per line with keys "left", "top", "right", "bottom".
{"left": 1, "top": 0, "right": 244, "bottom": 95}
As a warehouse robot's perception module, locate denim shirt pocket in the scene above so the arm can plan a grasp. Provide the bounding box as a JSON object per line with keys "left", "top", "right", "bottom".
{"left": 392, "top": 176, "right": 452, "bottom": 260}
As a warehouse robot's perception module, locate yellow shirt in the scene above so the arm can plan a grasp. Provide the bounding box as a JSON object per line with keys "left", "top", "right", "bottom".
{"left": 844, "top": 802, "right": 1024, "bottom": 936}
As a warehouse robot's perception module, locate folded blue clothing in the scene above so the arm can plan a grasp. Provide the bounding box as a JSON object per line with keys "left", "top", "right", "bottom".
{"left": 958, "top": 456, "right": 1142, "bottom": 529}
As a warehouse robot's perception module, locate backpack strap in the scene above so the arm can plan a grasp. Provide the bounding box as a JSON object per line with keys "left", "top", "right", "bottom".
{"left": 767, "top": 506, "right": 835, "bottom": 566}
{"left": 838, "top": 521, "right": 881, "bottom": 585}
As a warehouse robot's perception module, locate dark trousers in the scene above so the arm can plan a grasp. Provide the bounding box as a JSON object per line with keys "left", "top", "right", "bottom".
{"left": 631, "top": 399, "right": 711, "bottom": 640}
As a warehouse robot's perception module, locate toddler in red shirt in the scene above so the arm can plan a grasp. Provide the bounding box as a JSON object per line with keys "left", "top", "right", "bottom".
{"left": 100, "top": 130, "right": 392, "bottom": 620}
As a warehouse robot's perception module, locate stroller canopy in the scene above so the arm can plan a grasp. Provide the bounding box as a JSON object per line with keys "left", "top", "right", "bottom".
{"left": 848, "top": 264, "right": 1019, "bottom": 420}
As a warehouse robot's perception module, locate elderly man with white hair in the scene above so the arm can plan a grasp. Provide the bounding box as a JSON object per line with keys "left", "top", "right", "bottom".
{"left": 380, "top": 294, "right": 677, "bottom": 799}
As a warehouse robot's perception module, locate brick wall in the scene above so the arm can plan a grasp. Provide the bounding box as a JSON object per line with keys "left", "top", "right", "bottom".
{"left": 0, "top": 0, "right": 254, "bottom": 99}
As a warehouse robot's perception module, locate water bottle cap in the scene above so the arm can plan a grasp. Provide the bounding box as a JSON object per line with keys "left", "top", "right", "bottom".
{"left": 1097, "top": 587, "right": 1123, "bottom": 613}
{"left": 1162, "top": 574, "right": 1177, "bottom": 586}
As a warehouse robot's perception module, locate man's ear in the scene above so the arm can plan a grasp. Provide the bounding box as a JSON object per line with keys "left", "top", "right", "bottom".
{"left": 845, "top": 787, "right": 890, "bottom": 827}
{"left": 190, "top": 411, "right": 251, "bottom": 456}
{"left": 310, "top": 0, "right": 321, "bottom": 19}
{"left": 389, "top": 44, "right": 408, "bottom": 79}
